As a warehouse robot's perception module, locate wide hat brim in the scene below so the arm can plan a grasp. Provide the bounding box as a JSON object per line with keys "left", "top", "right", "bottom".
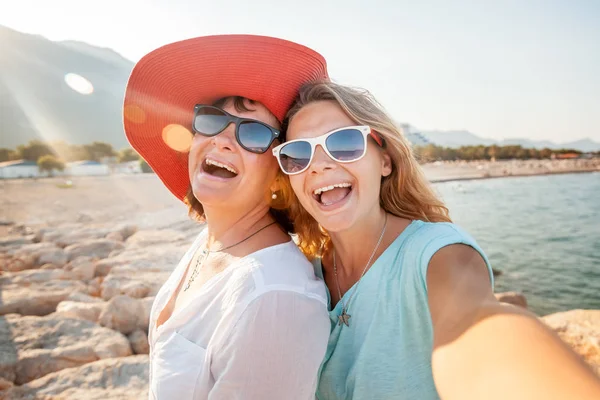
{"left": 123, "top": 34, "right": 328, "bottom": 201}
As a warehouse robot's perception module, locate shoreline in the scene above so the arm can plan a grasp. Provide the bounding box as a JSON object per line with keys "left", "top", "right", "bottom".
{"left": 421, "top": 158, "right": 600, "bottom": 184}
{"left": 429, "top": 167, "right": 599, "bottom": 184}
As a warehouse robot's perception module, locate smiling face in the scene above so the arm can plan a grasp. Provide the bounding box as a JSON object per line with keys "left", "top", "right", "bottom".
{"left": 188, "top": 98, "right": 281, "bottom": 214}
{"left": 286, "top": 100, "right": 392, "bottom": 233}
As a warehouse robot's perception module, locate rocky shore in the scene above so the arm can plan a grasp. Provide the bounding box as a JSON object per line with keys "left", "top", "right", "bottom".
{"left": 1, "top": 169, "right": 599, "bottom": 398}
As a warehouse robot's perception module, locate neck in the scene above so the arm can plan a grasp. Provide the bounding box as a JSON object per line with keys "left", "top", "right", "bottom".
{"left": 203, "top": 203, "right": 273, "bottom": 250}
{"left": 328, "top": 207, "right": 388, "bottom": 275}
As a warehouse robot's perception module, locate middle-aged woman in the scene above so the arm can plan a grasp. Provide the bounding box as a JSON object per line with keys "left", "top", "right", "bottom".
{"left": 123, "top": 35, "right": 331, "bottom": 399}
{"left": 272, "top": 80, "right": 600, "bottom": 400}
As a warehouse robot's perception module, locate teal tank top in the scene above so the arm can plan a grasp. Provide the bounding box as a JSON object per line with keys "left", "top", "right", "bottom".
{"left": 313, "top": 220, "right": 494, "bottom": 400}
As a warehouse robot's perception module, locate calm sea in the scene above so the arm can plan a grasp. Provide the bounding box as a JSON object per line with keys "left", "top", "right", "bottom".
{"left": 433, "top": 172, "right": 600, "bottom": 316}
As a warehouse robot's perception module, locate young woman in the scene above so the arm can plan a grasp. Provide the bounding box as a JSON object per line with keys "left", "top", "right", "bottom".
{"left": 123, "top": 35, "right": 331, "bottom": 399}
{"left": 272, "top": 81, "right": 600, "bottom": 399}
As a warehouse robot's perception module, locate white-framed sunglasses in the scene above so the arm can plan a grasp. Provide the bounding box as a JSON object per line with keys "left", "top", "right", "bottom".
{"left": 272, "top": 125, "right": 385, "bottom": 175}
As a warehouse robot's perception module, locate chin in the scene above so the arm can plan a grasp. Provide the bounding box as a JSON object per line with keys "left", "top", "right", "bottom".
{"left": 312, "top": 211, "right": 357, "bottom": 234}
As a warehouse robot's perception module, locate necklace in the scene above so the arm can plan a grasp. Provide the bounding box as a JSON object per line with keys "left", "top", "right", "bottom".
{"left": 333, "top": 213, "right": 388, "bottom": 327}
{"left": 183, "top": 221, "right": 276, "bottom": 291}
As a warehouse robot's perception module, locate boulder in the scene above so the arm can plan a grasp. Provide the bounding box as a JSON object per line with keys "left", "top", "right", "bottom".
{"left": 0, "top": 268, "right": 70, "bottom": 285}
{"left": 2, "top": 242, "right": 60, "bottom": 272}
{"left": 66, "top": 291, "right": 104, "bottom": 304}
{"left": 40, "top": 263, "right": 60, "bottom": 270}
{"left": 128, "top": 329, "right": 150, "bottom": 355}
{"left": 35, "top": 225, "right": 114, "bottom": 247}
{"left": 98, "top": 295, "right": 153, "bottom": 335}
{"left": 495, "top": 291, "right": 528, "bottom": 309}
{"left": 64, "top": 239, "right": 124, "bottom": 261}
{"left": 95, "top": 241, "right": 189, "bottom": 274}
{"left": 0, "top": 236, "right": 31, "bottom": 249}
{"left": 115, "top": 224, "right": 138, "bottom": 240}
{"left": 7, "top": 224, "right": 33, "bottom": 237}
{"left": 0, "top": 280, "right": 87, "bottom": 316}
{"left": 100, "top": 271, "right": 169, "bottom": 300}
{"left": 37, "top": 247, "right": 68, "bottom": 267}
{"left": 105, "top": 231, "right": 124, "bottom": 242}
{"left": 542, "top": 309, "right": 600, "bottom": 376}
{"left": 64, "top": 256, "right": 96, "bottom": 280}
{"left": 54, "top": 301, "right": 107, "bottom": 322}
{"left": 0, "top": 314, "right": 132, "bottom": 385}
{"left": 2, "top": 355, "right": 148, "bottom": 399}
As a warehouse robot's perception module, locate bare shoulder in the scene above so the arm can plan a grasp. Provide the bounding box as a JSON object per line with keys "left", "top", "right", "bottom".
{"left": 426, "top": 244, "right": 497, "bottom": 345}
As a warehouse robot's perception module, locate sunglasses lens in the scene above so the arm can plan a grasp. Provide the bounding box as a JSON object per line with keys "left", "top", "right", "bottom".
{"left": 278, "top": 141, "right": 312, "bottom": 174}
{"left": 238, "top": 121, "right": 275, "bottom": 153}
{"left": 326, "top": 128, "right": 365, "bottom": 161}
{"left": 194, "top": 107, "right": 228, "bottom": 135}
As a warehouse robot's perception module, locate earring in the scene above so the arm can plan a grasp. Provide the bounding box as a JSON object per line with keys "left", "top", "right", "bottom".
{"left": 271, "top": 192, "right": 277, "bottom": 200}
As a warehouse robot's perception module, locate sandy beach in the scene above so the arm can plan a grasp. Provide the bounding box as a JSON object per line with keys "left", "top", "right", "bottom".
{"left": 421, "top": 158, "right": 600, "bottom": 182}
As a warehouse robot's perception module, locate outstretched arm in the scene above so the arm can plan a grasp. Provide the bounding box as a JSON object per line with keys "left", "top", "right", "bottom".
{"left": 427, "top": 244, "right": 600, "bottom": 400}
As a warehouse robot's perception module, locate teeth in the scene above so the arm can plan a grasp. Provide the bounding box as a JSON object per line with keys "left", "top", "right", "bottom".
{"left": 313, "top": 182, "right": 352, "bottom": 195}
{"left": 205, "top": 158, "right": 237, "bottom": 174}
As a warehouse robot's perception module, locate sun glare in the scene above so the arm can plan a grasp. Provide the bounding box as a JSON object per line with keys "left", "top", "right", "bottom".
{"left": 64, "top": 73, "right": 94, "bottom": 95}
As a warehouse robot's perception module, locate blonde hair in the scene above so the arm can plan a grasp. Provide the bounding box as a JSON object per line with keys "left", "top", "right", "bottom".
{"left": 282, "top": 81, "right": 451, "bottom": 258}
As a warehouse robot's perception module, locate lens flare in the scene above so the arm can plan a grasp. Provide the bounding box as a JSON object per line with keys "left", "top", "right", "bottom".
{"left": 64, "top": 73, "right": 94, "bottom": 95}
{"left": 162, "top": 124, "right": 192, "bottom": 152}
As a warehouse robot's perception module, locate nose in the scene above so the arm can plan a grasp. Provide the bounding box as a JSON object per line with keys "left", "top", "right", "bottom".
{"left": 308, "top": 145, "right": 336, "bottom": 174}
{"left": 212, "top": 122, "right": 236, "bottom": 152}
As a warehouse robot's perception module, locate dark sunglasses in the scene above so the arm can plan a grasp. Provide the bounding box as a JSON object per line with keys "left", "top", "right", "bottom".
{"left": 192, "top": 105, "right": 280, "bottom": 154}
{"left": 272, "top": 125, "right": 385, "bottom": 175}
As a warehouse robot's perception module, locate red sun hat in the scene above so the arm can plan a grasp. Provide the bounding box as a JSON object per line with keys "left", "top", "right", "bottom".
{"left": 123, "top": 34, "right": 328, "bottom": 202}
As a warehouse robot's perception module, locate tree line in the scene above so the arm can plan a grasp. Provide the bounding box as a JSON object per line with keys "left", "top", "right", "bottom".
{"left": 413, "top": 144, "right": 596, "bottom": 162}
{"left": 2, "top": 140, "right": 596, "bottom": 173}
{"left": 0, "top": 140, "right": 152, "bottom": 174}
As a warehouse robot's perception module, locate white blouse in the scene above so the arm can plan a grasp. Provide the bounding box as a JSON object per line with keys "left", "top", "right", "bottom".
{"left": 148, "top": 228, "right": 330, "bottom": 400}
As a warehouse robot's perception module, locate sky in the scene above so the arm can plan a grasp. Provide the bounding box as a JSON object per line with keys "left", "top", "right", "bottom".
{"left": 1, "top": 0, "right": 599, "bottom": 143}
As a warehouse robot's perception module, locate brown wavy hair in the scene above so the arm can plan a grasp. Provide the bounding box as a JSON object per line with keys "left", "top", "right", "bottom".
{"left": 281, "top": 81, "right": 451, "bottom": 258}
{"left": 184, "top": 96, "right": 295, "bottom": 233}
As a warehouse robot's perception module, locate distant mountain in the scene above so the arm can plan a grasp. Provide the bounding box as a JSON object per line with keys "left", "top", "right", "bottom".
{"left": 0, "top": 25, "right": 134, "bottom": 149}
{"left": 419, "top": 129, "right": 497, "bottom": 148}
{"left": 406, "top": 126, "right": 600, "bottom": 152}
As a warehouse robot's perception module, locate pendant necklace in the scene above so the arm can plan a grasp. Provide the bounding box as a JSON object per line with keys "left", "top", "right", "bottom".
{"left": 333, "top": 213, "right": 388, "bottom": 327}
{"left": 183, "top": 221, "right": 276, "bottom": 291}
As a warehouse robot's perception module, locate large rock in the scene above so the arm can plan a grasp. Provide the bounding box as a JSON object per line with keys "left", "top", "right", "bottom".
{"left": 542, "top": 309, "right": 600, "bottom": 376}
{"left": 98, "top": 295, "right": 153, "bottom": 335}
{"left": 1, "top": 242, "right": 60, "bottom": 272}
{"left": 128, "top": 329, "right": 150, "bottom": 355}
{"left": 36, "top": 225, "right": 116, "bottom": 248}
{"left": 54, "top": 301, "right": 107, "bottom": 323}
{"left": 495, "top": 291, "right": 528, "bottom": 309}
{"left": 64, "top": 256, "right": 96, "bottom": 280}
{"left": 101, "top": 271, "right": 169, "bottom": 300}
{"left": 1, "top": 355, "right": 148, "bottom": 399}
{"left": 37, "top": 247, "right": 68, "bottom": 267}
{"left": 0, "top": 268, "right": 70, "bottom": 285}
{"left": 95, "top": 242, "right": 189, "bottom": 275}
{"left": 0, "top": 316, "right": 17, "bottom": 384}
{"left": 64, "top": 239, "right": 124, "bottom": 261}
{"left": 66, "top": 291, "right": 104, "bottom": 304}
{"left": 0, "top": 314, "right": 132, "bottom": 385}
{"left": 9, "top": 242, "right": 61, "bottom": 257}
{"left": 0, "top": 280, "right": 87, "bottom": 316}
{"left": 0, "top": 236, "right": 32, "bottom": 249}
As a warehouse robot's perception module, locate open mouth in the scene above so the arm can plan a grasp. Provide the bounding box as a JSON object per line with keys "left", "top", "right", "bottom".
{"left": 312, "top": 182, "right": 353, "bottom": 206}
{"left": 202, "top": 158, "right": 238, "bottom": 179}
